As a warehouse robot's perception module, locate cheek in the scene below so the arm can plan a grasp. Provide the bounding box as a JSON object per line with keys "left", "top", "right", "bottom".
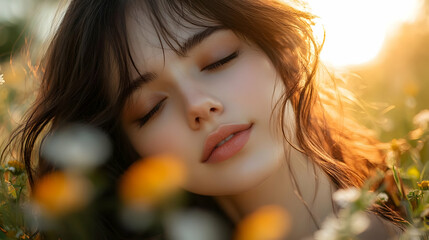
{"left": 129, "top": 113, "right": 186, "bottom": 157}
{"left": 228, "top": 50, "right": 282, "bottom": 122}
{"left": 230, "top": 50, "right": 288, "bottom": 150}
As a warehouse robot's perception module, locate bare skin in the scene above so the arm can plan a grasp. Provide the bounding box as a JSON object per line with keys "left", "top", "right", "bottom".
{"left": 215, "top": 146, "right": 337, "bottom": 239}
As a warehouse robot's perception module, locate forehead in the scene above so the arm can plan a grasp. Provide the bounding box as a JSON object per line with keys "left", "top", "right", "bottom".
{"left": 125, "top": 2, "right": 217, "bottom": 60}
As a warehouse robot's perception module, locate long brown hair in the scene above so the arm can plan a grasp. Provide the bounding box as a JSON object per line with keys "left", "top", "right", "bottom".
{"left": 3, "top": 0, "right": 406, "bottom": 237}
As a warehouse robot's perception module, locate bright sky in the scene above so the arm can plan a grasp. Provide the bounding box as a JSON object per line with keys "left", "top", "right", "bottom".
{"left": 305, "top": 0, "right": 421, "bottom": 67}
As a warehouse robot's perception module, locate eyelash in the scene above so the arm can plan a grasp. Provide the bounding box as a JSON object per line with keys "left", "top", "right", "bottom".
{"left": 201, "top": 50, "right": 239, "bottom": 71}
{"left": 137, "top": 51, "right": 239, "bottom": 127}
{"left": 137, "top": 98, "right": 166, "bottom": 127}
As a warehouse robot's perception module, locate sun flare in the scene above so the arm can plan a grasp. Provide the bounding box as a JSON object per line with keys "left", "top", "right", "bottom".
{"left": 305, "top": 0, "right": 421, "bottom": 67}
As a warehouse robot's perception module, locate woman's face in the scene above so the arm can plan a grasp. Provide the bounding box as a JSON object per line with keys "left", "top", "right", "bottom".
{"left": 121, "top": 13, "right": 290, "bottom": 196}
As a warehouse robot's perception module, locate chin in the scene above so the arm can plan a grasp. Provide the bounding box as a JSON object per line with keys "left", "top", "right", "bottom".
{"left": 185, "top": 153, "right": 283, "bottom": 196}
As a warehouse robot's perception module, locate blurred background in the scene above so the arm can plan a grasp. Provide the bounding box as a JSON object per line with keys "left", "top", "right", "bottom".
{"left": 306, "top": 0, "right": 429, "bottom": 142}
{"left": 0, "top": 0, "right": 428, "bottom": 143}
{"left": 0, "top": 0, "right": 60, "bottom": 141}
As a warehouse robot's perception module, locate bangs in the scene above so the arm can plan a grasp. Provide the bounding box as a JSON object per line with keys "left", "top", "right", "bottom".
{"left": 126, "top": 0, "right": 221, "bottom": 57}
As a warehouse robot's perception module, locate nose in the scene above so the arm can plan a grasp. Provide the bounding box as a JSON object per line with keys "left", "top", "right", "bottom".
{"left": 166, "top": 61, "right": 223, "bottom": 130}
{"left": 184, "top": 87, "right": 223, "bottom": 130}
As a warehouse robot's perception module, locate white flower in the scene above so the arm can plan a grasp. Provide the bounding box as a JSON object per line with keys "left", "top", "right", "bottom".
{"left": 165, "top": 209, "right": 227, "bottom": 240}
{"left": 0, "top": 74, "right": 4, "bottom": 85}
{"left": 41, "top": 124, "right": 111, "bottom": 171}
{"left": 315, "top": 212, "right": 369, "bottom": 240}
{"left": 413, "top": 109, "right": 429, "bottom": 128}
{"left": 385, "top": 150, "right": 397, "bottom": 168}
{"left": 405, "top": 97, "right": 417, "bottom": 109}
{"left": 375, "top": 192, "right": 389, "bottom": 203}
{"left": 404, "top": 227, "right": 425, "bottom": 240}
{"left": 120, "top": 205, "right": 155, "bottom": 232}
{"left": 332, "top": 188, "right": 360, "bottom": 208}
{"left": 349, "top": 212, "right": 370, "bottom": 234}
{"left": 314, "top": 216, "right": 340, "bottom": 240}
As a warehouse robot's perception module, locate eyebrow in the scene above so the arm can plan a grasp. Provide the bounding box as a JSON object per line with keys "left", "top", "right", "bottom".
{"left": 180, "top": 26, "right": 222, "bottom": 56}
{"left": 126, "top": 26, "right": 222, "bottom": 99}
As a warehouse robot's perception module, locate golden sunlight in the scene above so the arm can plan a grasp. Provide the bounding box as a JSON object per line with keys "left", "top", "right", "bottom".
{"left": 306, "top": 0, "right": 421, "bottom": 67}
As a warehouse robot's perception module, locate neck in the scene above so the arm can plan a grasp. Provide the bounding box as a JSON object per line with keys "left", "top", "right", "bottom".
{"left": 215, "top": 149, "right": 338, "bottom": 239}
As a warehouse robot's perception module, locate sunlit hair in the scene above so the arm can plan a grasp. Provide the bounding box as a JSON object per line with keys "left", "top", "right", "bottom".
{"left": 3, "top": 0, "right": 406, "bottom": 237}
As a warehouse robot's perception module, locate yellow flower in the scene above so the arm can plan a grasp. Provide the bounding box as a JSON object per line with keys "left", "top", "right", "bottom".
{"left": 33, "top": 172, "right": 91, "bottom": 217}
{"left": 407, "top": 167, "right": 420, "bottom": 179}
{"left": 390, "top": 139, "right": 399, "bottom": 151}
{"left": 234, "top": 205, "right": 290, "bottom": 240}
{"left": 403, "top": 81, "right": 419, "bottom": 97}
{"left": 119, "top": 154, "right": 185, "bottom": 208}
{"left": 418, "top": 181, "right": 429, "bottom": 190}
{"left": 6, "top": 160, "right": 25, "bottom": 175}
{"left": 389, "top": 138, "right": 408, "bottom": 154}
{"left": 6, "top": 180, "right": 17, "bottom": 199}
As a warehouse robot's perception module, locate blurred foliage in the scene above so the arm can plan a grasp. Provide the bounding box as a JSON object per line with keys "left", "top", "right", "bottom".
{"left": 0, "top": 20, "right": 26, "bottom": 63}
{"left": 0, "top": 0, "right": 50, "bottom": 143}
{"left": 350, "top": 0, "right": 429, "bottom": 142}
{"left": 0, "top": 160, "right": 30, "bottom": 239}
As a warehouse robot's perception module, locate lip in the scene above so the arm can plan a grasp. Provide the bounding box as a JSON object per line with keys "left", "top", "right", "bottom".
{"left": 201, "top": 123, "right": 253, "bottom": 163}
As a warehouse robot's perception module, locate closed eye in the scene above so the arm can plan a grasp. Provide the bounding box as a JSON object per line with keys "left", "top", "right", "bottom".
{"left": 136, "top": 98, "right": 167, "bottom": 127}
{"left": 201, "top": 51, "right": 239, "bottom": 71}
